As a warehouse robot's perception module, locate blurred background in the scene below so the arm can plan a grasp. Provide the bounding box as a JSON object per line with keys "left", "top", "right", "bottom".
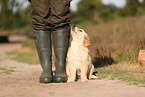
{"left": 1, "top": 0, "right": 145, "bottom": 66}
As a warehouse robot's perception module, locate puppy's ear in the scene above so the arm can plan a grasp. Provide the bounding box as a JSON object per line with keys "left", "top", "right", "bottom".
{"left": 83, "top": 35, "right": 91, "bottom": 47}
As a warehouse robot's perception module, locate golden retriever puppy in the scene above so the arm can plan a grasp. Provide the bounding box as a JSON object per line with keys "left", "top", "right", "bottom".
{"left": 66, "top": 25, "right": 94, "bottom": 82}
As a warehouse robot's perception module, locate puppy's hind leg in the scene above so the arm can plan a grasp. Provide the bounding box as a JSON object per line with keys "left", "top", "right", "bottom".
{"left": 88, "top": 64, "right": 94, "bottom": 79}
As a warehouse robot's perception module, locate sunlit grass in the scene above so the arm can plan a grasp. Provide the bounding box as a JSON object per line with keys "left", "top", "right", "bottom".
{"left": 7, "top": 50, "right": 39, "bottom": 65}
{"left": 0, "top": 65, "right": 16, "bottom": 74}
{"left": 7, "top": 39, "right": 40, "bottom": 65}
{"left": 96, "top": 62, "right": 145, "bottom": 86}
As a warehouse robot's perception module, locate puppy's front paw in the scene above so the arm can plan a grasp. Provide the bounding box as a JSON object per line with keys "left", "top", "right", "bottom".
{"left": 81, "top": 78, "right": 88, "bottom": 82}
{"left": 67, "top": 79, "right": 75, "bottom": 83}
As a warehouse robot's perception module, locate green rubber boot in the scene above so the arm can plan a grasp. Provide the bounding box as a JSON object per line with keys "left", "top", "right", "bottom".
{"left": 33, "top": 30, "right": 53, "bottom": 83}
{"left": 52, "top": 27, "right": 70, "bottom": 83}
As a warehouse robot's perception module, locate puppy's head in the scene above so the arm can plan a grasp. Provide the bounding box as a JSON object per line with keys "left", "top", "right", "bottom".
{"left": 71, "top": 25, "right": 91, "bottom": 47}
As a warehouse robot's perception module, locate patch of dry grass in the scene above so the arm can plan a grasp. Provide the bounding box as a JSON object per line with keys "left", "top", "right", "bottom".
{"left": 84, "top": 15, "right": 145, "bottom": 66}
{"left": 82, "top": 16, "right": 145, "bottom": 86}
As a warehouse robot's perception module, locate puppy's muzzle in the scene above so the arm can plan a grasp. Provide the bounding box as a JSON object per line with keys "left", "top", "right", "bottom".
{"left": 72, "top": 25, "right": 76, "bottom": 32}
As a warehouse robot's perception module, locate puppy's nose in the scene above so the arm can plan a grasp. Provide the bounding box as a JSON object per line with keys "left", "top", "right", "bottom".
{"left": 73, "top": 25, "right": 76, "bottom": 27}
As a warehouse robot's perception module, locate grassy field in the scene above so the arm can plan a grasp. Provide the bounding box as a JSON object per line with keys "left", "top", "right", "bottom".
{"left": 0, "top": 65, "right": 16, "bottom": 74}
{"left": 7, "top": 15, "right": 145, "bottom": 86}
{"left": 86, "top": 15, "right": 145, "bottom": 66}
{"left": 7, "top": 39, "right": 39, "bottom": 65}
{"left": 95, "top": 63, "right": 145, "bottom": 86}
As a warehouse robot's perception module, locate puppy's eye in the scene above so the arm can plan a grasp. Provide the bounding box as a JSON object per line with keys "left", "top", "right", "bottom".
{"left": 80, "top": 30, "right": 82, "bottom": 32}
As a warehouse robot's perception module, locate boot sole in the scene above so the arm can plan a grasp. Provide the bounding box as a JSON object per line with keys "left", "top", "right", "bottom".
{"left": 39, "top": 78, "right": 53, "bottom": 83}
{"left": 53, "top": 77, "right": 67, "bottom": 83}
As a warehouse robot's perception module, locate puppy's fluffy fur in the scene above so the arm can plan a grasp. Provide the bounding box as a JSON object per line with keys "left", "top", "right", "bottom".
{"left": 66, "top": 26, "right": 94, "bottom": 82}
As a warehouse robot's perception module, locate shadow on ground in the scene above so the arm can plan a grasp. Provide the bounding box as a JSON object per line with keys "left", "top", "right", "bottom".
{"left": 93, "top": 56, "right": 115, "bottom": 68}
{"left": 0, "top": 35, "right": 26, "bottom": 44}
{"left": 0, "top": 36, "right": 9, "bottom": 43}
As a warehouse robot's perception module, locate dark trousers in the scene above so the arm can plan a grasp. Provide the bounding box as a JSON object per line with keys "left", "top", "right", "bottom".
{"left": 30, "top": 0, "right": 71, "bottom": 30}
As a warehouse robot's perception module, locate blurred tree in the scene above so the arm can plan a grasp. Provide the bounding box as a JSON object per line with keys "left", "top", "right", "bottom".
{"left": 78, "top": 0, "right": 104, "bottom": 21}
{"left": 20, "top": 5, "right": 32, "bottom": 30}
{"left": 101, "top": 4, "right": 118, "bottom": 22}
{"left": 71, "top": 0, "right": 119, "bottom": 26}
{"left": 143, "top": 0, "right": 145, "bottom": 9}
{"left": 71, "top": 0, "right": 104, "bottom": 26}
{"left": 136, "top": 0, "right": 145, "bottom": 15}
{"left": 0, "top": 0, "right": 12, "bottom": 29}
{"left": 119, "top": 0, "right": 140, "bottom": 16}
{"left": 0, "top": 0, "right": 20, "bottom": 29}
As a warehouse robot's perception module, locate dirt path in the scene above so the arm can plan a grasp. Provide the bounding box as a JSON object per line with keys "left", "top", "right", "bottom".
{"left": 0, "top": 36, "right": 145, "bottom": 97}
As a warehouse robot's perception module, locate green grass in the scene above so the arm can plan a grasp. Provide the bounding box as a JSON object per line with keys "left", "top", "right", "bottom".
{"left": 95, "top": 62, "right": 145, "bottom": 86}
{"left": 7, "top": 38, "right": 39, "bottom": 65}
{"left": 0, "top": 66, "right": 16, "bottom": 74}
{"left": 7, "top": 50, "right": 39, "bottom": 65}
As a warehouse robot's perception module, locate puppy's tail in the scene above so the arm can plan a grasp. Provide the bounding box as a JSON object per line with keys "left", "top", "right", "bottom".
{"left": 88, "top": 64, "right": 98, "bottom": 79}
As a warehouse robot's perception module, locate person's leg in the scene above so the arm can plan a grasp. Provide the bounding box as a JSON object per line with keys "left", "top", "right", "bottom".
{"left": 33, "top": 30, "right": 53, "bottom": 83}
{"left": 52, "top": 27, "right": 70, "bottom": 83}
{"left": 50, "top": 0, "right": 71, "bottom": 83}
{"left": 31, "top": 0, "right": 53, "bottom": 83}
{"left": 50, "top": 0, "right": 71, "bottom": 29}
{"left": 31, "top": 0, "right": 51, "bottom": 30}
